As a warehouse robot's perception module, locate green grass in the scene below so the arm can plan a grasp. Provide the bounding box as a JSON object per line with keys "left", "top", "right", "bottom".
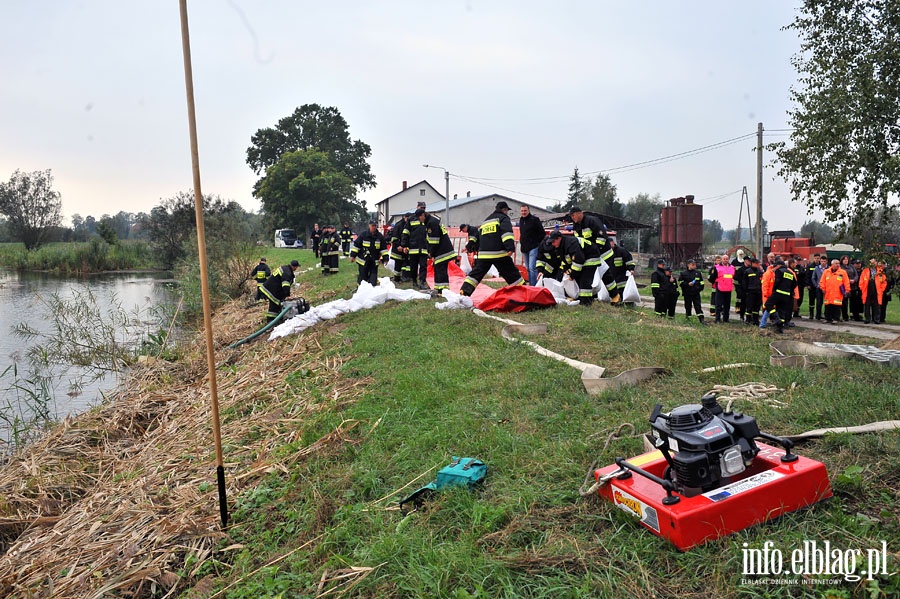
{"left": 184, "top": 265, "right": 900, "bottom": 599}
{"left": 0, "top": 239, "right": 154, "bottom": 273}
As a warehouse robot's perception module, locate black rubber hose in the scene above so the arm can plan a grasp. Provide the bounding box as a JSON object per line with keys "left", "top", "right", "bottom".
{"left": 227, "top": 304, "right": 292, "bottom": 349}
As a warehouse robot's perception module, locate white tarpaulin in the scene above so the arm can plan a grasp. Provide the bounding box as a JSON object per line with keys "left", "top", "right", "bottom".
{"left": 269, "top": 279, "right": 431, "bottom": 339}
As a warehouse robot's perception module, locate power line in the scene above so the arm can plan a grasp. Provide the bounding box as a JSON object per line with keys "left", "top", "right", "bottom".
{"left": 458, "top": 132, "right": 757, "bottom": 184}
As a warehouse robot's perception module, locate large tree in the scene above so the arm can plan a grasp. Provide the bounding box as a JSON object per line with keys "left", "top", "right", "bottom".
{"left": 144, "top": 191, "right": 243, "bottom": 269}
{"left": 565, "top": 167, "right": 587, "bottom": 210}
{"left": 774, "top": 0, "right": 900, "bottom": 249}
{"left": 247, "top": 103, "right": 375, "bottom": 195}
{"left": 623, "top": 192, "right": 664, "bottom": 252}
{"left": 255, "top": 149, "right": 364, "bottom": 233}
{"left": 798, "top": 219, "right": 835, "bottom": 244}
{"left": 584, "top": 174, "right": 624, "bottom": 218}
{"left": 0, "top": 169, "right": 63, "bottom": 250}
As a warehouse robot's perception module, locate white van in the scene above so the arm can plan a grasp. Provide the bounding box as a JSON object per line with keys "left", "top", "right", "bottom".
{"left": 274, "top": 229, "right": 301, "bottom": 248}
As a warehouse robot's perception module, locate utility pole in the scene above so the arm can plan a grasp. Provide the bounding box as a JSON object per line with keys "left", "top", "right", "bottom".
{"left": 423, "top": 164, "right": 451, "bottom": 224}
{"left": 756, "top": 122, "right": 764, "bottom": 259}
{"left": 444, "top": 169, "right": 450, "bottom": 225}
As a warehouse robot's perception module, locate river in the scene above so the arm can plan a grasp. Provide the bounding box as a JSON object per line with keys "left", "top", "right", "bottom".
{"left": 0, "top": 270, "right": 175, "bottom": 447}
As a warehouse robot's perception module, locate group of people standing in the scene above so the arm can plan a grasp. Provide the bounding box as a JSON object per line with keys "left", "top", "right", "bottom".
{"left": 649, "top": 250, "right": 894, "bottom": 333}
{"left": 309, "top": 223, "right": 342, "bottom": 275}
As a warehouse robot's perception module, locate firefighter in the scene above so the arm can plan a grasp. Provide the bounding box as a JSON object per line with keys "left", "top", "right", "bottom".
{"left": 250, "top": 257, "right": 271, "bottom": 301}
{"left": 340, "top": 221, "right": 354, "bottom": 256}
{"left": 568, "top": 206, "right": 612, "bottom": 305}
{"left": 678, "top": 259, "right": 705, "bottom": 323}
{"left": 608, "top": 237, "right": 636, "bottom": 304}
{"left": 762, "top": 258, "right": 797, "bottom": 333}
{"left": 537, "top": 230, "right": 585, "bottom": 282}
{"left": 350, "top": 220, "right": 388, "bottom": 286}
{"left": 743, "top": 257, "right": 764, "bottom": 325}
{"left": 260, "top": 260, "right": 299, "bottom": 322}
{"left": 733, "top": 254, "right": 751, "bottom": 322}
{"left": 401, "top": 203, "right": 430, "bottom": 289}
{"left": 320, "top": 225, "right": 341, "bottom": 275}
{"left": 421, "top": 209, "right": 457, "bottom": 292}
{"left": 651, "top": 259, "right": 678, "bottom": 317}
{"left": 460, "top": 201, "right": 524, "bottom": 296}
{"left": 388, "top": 214, "right": 411, "bottom": 282}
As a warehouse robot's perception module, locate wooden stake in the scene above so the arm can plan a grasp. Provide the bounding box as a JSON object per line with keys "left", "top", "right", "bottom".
{"left": 178, "top": 0, "right": 228, "bottom": 528}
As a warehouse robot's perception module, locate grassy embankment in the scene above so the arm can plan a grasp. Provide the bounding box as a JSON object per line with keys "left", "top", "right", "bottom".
{"left": 1, "top": 246, "right": 897, "bottom": 598}
{"left": 200, "top": 249, "right": 899, "bottom": 598}
{"left": 0, "top": 240, "right": 154, "bottom": 274}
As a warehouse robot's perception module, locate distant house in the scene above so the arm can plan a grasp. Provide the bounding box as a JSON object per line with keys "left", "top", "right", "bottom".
{"left": 375, "top": 180, "right": 444, "bottom": 225}
{"left": 424, "top": 192, "right": 554, "bottom": 226}
{"left": 376, "top": 180, "right": 554, "bottom": 226}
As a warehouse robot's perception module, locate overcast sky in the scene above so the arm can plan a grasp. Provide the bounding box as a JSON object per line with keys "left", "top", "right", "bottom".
{"left": 1, "top": 0, "right": 819, "bottom": 232}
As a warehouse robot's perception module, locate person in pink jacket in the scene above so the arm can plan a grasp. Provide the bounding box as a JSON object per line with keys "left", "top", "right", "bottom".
{"left": 714, "top": 254, "right": 736, "bottom": 323}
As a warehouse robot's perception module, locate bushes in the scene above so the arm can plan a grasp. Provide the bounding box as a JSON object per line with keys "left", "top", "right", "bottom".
{"left": 0, "top": 240, "right": 154, "bottom": 274}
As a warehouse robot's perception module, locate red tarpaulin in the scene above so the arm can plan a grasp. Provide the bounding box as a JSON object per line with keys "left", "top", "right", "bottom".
{"left": 475, "top": 285, "right": 557, "bottom": 313}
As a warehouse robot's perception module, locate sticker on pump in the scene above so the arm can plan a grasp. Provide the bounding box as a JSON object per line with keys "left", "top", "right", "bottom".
{"left": 612, "top": 487, "right": 660, "bottom": 532}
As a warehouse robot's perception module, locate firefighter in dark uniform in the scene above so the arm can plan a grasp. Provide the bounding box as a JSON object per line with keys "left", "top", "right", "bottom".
{"left": 678, "top": 259, "right": 705, "bottom": 323}
{"left": 537, "top": 231, "right": 585, "bottom": 282}
{"left": 320, "top": 225, "right": 341, "bottom": 275}
{"left": 762, "top": 258, "right": 797, "bottom": 333}
{"left": 743, "top": 257, "right": 764, "bottom": 325}
{"left": 350, "top": 220, "right": 388, "bottom": 285}
{"left": 460, "top": 201, "right": 525, "bottom": 296}
{"left": 734, "top": 254, "right": 751, "bottom": 322}
{"left": 421, "top": 209, "right": 457, "bottom": 292}
{"left": 568, "top": 206, "right": 613, "bottom": 305}
{"left": 402, "top": 203, "right": 430, "bottom": 289}
{"left": 608, "top": 237, "right": 636, "bottom": 304}
{"left": 651, "top": 259, "right": 678, "bottom": 317}
{"left": 260, "top": 260, "right": 299, "bottom": 322}
{"left": 388, "top": 214, "right": 410, "bottom": 282}
{"left": 250, "top": 257, "right": 271, "bottom": 301}
{"left": 340, "top": 222, "right": 354, "bottom": 256}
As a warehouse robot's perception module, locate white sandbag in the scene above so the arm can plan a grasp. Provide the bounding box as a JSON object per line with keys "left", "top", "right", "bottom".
{"left": 269, "top": 278, "right": 430, "bottom": 340}
{"left": 562, "top": 275, "right": 580, "bottom": 299}
{"left": 537, "top": 277, "right": 566, "bottom": 300}
{"left": 460, "top": 255, "right": 472, "bottom": 274}
{"left": 385, "top": 259, "right": 397, "bottom": 274}
{"left": 623, "top": 274, "right": 642, "bottom": 304}
{"left": 435, "top": 289, "right": 474, "bottom": 310}
{"left": 487, "top": 265, "right": 500, "bottom": 278}
{"left": 591, "top": 262, "right": 609, "bottom": 293}
{"left": 597, "top": 282, "right": 612, "bottom": 302}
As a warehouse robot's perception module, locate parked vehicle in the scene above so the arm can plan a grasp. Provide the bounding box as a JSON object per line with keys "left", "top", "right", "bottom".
{"left": 274, "top": 228, "right": 301, "bottom": 248}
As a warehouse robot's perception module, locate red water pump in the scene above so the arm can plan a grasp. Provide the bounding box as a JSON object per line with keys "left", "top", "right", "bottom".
{"left": 595, "top": 393, "right": 833, "bottom": 550}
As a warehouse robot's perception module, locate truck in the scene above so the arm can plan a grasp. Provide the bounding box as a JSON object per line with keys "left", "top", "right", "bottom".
{"left": 766, "top": 230, "right": 825, "bottom": 261}
{"left": 274, "top": 228, "right": 301, "bottom": 248}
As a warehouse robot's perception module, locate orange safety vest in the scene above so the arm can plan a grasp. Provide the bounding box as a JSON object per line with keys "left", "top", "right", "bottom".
{"left": 859, "top": 267, "right": 888, "bottom": 305}
{"left": 820, "top": 267, "right": 849, "bottom": 306}
{"left": 761, "top": 266, "right": 775, "bottom": 304}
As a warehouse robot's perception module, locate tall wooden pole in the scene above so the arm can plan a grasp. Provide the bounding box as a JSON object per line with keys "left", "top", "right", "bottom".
{"left": 756, "top": 122, "right": 764, "bottom": 260}
{"left": 178, "top": 0, "right": 228, "bottom": 528}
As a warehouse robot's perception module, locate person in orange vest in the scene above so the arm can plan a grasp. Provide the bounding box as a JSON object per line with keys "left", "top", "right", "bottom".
{"left": 819, "top": 259, "right": 850, "bottom": 324}
{"left": 758, "top": 254, "right": 776, "bottom": 329}
{"left": 860, "top": 260, "right": 889, "bottom": 324}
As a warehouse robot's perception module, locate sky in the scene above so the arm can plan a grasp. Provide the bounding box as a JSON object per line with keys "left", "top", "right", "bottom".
{"left": 1, "top": 0, "right": 821, "bottom": 232}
